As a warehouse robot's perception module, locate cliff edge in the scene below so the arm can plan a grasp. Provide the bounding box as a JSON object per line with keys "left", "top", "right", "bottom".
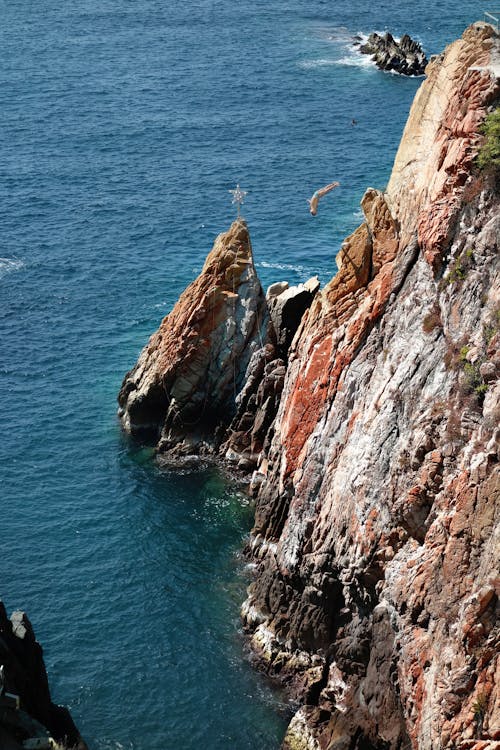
{"left": 118, "top": 21, "right": 499, "bottom": 750}
{"left": 243, "top": 22, "right": 499, "bottom": 750}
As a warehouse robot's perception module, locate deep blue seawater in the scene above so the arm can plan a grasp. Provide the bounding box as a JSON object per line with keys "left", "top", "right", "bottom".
{"left": 0, "top": 1, "right": 488, "bottom": 747}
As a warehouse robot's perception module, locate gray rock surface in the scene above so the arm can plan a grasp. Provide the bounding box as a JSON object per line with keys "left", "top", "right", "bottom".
{"left": 357, "top": 31, "right": 428, "bottom": 76}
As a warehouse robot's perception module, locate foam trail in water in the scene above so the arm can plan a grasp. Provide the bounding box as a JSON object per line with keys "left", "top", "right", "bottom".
{"left": 257, "top": 260, "right": 304, "bottom": 273}
{"left": 336, "top": 47, "right": 378, "bottom": 70}
{"left": 0, "top": 258, "right": 24, "bottom": 279}
{"left": 298, "top": 58, "right": 338, "bottom": 69}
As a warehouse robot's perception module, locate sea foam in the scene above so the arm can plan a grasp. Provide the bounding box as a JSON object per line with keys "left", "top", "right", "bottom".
{"left": 0, "top": 258, "right": 24, "bottom": 279}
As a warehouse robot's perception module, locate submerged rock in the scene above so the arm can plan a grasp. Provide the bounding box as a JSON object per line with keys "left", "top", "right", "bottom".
{"left": 357, "top": 31, "right": 428, "bottom": 76}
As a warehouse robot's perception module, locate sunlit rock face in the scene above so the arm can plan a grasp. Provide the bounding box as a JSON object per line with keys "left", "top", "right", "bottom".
{"left": 242, "top": 23, "right": 500, "bottom": 750}
{"left": 118, "top": 219, "right": 270, "bottom": 459}
{"left": 118, "top": 219, "right": 321, "bottom": 468}
{"left": 118, "top": 21, "right": 499, "bottom": 750}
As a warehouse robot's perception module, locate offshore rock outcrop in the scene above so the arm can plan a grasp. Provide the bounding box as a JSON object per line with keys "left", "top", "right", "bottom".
{"left": 118, "top": 220, "right": 319, "bottom": 467}
{"left": 0, "top": 603, "right": 86, "bottom": 749}
{"left": 118, "top": 220, "right": 269, "bottom": 462}
{"left": 242, "top": 22, "right": 500, "bottom": 750}
{"left": 357, "top": 32, "right": 428, "bottom": 76}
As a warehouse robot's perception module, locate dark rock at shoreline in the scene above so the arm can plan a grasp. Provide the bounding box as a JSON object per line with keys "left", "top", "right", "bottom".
{"left": 357, "top": 31, "right": 428, "bottom": 76}
{"left": 0, "top": 603, "right": 87, "bottom": 749}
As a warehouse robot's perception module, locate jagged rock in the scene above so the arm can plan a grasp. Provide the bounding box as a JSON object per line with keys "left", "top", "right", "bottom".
{"left": 120, "top": 224, "right": 320, "bottom": 468}
{"left": 222, "top": 279, "right": 319, "bottom": 469}
{"left": 0, "top": 604, "right": 86, "bottom": 749}
{"left": 267, "top": 277, "right": 320, "bottom": 358}
{"left": 118, "top": 219, "right": 269, "bottom": 456}
{"left": 358, "top": 31, "right": 428, "bottom": 76}
{"left": 267, "top": 281, "right": 289, "bottom": 300}
{"left": 242, "top": 23, "right": 500, "bottom": 750}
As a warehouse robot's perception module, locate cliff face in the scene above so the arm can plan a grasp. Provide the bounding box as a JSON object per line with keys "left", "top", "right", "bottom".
{"left": 118, "top": 21, "right": 499, "bottom": 750}
{"left": 0, "top": 603, "right": 86, "bottom": 749}
{"left": 118, "top": 220, "right": 271, "bottom": 461}
{"left": 118, "top": 220, "right": 319, "bottom": 468}
{"left": 243, "top": 23, "right": 499, "bottom": 750}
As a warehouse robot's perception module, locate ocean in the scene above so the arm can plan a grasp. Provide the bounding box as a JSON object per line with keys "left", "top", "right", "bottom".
{"left": 0, "top": 1, "right": 487, "bottom": 747}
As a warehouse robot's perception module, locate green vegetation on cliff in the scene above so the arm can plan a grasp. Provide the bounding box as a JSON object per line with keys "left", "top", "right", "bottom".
{"left": 478, "top": 106, "right": 500, "bottom": 174}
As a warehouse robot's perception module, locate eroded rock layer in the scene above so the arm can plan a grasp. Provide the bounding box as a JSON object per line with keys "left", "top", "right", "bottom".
{"left": 242, "top": 23, "right": 500, "bottom": 750}
{"left": 118, "top": 219, "right": 270, "bottom": 460}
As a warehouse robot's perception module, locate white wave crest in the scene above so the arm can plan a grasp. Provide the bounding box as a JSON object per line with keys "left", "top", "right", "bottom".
{"left": 257, "top": 260, "right": 304, "bottom": 273}
{"left": 336, "top": 49, "right": 377, "bottom": 69}
{"left": 0, "top": 258, "right": 24, "bottom": 279}
{"left": 298, "top": 58, "right": 338, "bottom": 70}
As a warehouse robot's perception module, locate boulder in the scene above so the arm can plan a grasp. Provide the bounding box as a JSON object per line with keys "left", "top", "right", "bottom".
{"left": 358, "top": 31, "right": 428, "bottom": 76}
{"left": 267, "top": 277, "right": 320, "bottom": 358}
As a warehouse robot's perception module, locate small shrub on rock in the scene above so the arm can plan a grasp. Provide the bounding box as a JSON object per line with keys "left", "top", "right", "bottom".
{"left": 477, "top": 106, "right": 500, "bottom": 175}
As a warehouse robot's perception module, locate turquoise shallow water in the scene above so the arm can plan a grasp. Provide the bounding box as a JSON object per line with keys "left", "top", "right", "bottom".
{"left": 0, "top": 1, "right": 487, "bottom": 747}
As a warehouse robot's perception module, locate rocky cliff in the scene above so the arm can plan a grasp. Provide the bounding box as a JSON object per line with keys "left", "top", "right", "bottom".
{"left": 119, "top": 21, "right": 499, "bottom": 750}
{"left": 118, "top": 219, "right": 271, "bottom": 464}
{"left": 243, "top": 22, "right": 499, "bottom": 750}
{"left": 118, "top": 219, "right": 319, "bottom": 469}
{"left": 0, "top": 602, "right": 86, "bottom": 749}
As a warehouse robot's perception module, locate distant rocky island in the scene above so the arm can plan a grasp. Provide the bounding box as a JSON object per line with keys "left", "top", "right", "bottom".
{"left": 119, "top": 22, "right": 500, "bottom": 750}
{"left": 354, "top": 31, "right": 428, "bottom": 75}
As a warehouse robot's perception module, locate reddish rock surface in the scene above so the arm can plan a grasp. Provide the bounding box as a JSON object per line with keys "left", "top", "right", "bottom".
{"left": 118, "top": 219, "right": 270, "bottom": 460}
{"left": 118, "top": 22, "right": 499, "bottom": 750}
{"left": 242, "top": 23, "right": 500, "bottom": 750}
{"left": 118, "top": 220, "right": 320, "bottom": 468}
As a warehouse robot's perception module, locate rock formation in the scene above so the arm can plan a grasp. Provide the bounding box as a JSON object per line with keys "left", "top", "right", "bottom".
{"left": 118, "top": 219, "right": 270, "bottom": 463}
{"left": 0, "top": 602, "right": 86, "bottom": 749}
{"left": 222, "top": 278, "right": 321, "bottom": 472}
{"left": 242, "top": 22, "right": 499, "bottom": 750}
{"left": 119, "top": 21, "right": 499, "bottom": 750}
{"left": 357, "top": 32, "right": 428, "bottom": 76}
{"left": 118, "top": 220, "right": 320, "bottom": 468}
